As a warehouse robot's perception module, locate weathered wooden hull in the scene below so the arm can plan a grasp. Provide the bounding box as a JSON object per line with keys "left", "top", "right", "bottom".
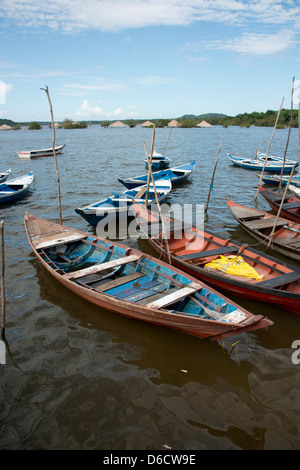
{"left": 24, "top": 213, "right": 273, "bottom": 341}
{"left": 226, "top": 200, "right": 300, "bottom": 261}
{"left": 259, "top": 186, "right": 300, "bottom": 223}
{"left": 132, "top": 204, "right": 300, "bottom": 315}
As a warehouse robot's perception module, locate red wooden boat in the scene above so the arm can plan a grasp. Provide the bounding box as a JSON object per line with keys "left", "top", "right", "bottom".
{"left": 258, "top": 185, "right": 300, "bottom": 223}
{"left": 226, "top": 200, "right": 300, "bottom": 261}
{"left": 132, "top": 203, "right": 300, "bottom": 315}
{"left": 24, "top": 213, "right": 273, "bottom": 341}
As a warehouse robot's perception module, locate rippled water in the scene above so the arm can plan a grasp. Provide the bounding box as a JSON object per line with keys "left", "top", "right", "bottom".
{"left": 0, "top": 124, "right": 300, "bottom": 450}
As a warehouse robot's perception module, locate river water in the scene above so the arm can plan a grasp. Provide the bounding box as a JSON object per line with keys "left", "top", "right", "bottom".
{"left": 0, "top": 124, "right": 299, "bottom": 450}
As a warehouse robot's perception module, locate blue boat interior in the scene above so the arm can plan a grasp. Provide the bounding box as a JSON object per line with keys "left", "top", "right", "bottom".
{"left": 39, "top": 237, "right": 241, "bottom": 321}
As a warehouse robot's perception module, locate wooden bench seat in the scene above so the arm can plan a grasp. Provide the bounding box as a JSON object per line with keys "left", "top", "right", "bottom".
{"left": 258, "top": 271, "right": 300, "bottom": 288}
{"left": 146, "top": 284, "right": 199, "bottom": 309}
{"left": 94, "top": 271, "right": 145, "bottom": 291}
{"left": 64, "top": 254, "right": 141, "bottom": 280}
{"left": 245, "top": 218, "right": 286, "bottom": 230}
{"left": 177, "top": 245, "right": 238, "bottom": 261}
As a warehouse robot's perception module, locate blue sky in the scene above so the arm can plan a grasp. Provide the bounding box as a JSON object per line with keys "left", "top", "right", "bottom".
{"left": 0, "top": 0, "right": 299, "bottom": 122}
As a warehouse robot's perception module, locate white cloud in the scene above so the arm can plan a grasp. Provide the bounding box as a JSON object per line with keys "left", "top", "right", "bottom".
{"left": 204, "top": 30, "right": 296, "bottom": 55}
{"left": 0, "top": 0, "right": 299, "bottom": 33}
{"left": 73, "top": 99, "right": 137, "bottom": 119}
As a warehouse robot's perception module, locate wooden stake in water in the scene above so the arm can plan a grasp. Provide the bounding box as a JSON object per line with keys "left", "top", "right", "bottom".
{"left": 41, "top": 85, "right": 63, "bottom": 224}
{"left": 205, "top": 140, "right": 222, "bottom": 214}
{"left": 1, "top": 221, "right": 6, "bottom": 341}
{"left": 255, "top": 97, "right": 284, "bottom": 201}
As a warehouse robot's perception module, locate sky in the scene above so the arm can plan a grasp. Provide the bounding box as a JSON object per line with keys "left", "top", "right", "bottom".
{"left": 0, "top": 0, "right": 299, "bottom": 122}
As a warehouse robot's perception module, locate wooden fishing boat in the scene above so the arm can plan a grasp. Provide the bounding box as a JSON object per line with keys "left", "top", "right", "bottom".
{"left": 24, "top": 213, "right": 273, "bottom": 341}
{"left": 118, "top": 161, "right": 195, "bottom": 189}
{"left": 257, "top": 151, "right": 297, "bottom": 165}
{"left": 17, "top": 144, "right": 65, "bottom": 159}
{"left": 0, "top": 169, "right": 11, "bottom": 183}
{"left": 258, "top": 186, "right": 300, "bottom": 223}
{"left": 227, "top": 154, "right": 297, "bottom": 174}
{"left": 256, "top": 173, "right": 300, "bottom": 187}
{"left": 75, "top": 179, "right": 172, "bottom": 227}
{"left": 226, "top": 200, "right": 300, "bottom": 261}
{"left": 144, "top": 151, "right": 171, "bottom": 170}
{"left": 132, "top": 203, "right": 300, "bottom": 314}
{"left": 0, "top": 172, "right": 34, "bottom": 204}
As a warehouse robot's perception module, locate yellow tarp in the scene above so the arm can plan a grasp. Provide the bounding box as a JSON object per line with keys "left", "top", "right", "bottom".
{"left": 204, "top": 255, "right": 263, "bottom": 280}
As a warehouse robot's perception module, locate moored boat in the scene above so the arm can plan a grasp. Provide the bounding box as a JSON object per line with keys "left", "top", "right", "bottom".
{"left": 0, "top": 169, "right": 11, "bottom": 183}
{"left": 24, "top": 212, "right": 273, "bottom": 341}
{"left": 144, "top": 151, "right": 171, "bottom": 170}
{"left": 75, "top": 178, "right": 172, "bottom": 227}
{"left": 258, "top": 186, "right": 300, "bottom": 223}
{"left": 17, "top": 144, "right": 65, "bottom": 159}
{"left": 226, "top": 199, "right": 300, "bottom": 261}
{"left": 118, "top": 161, "right": 195, "bottom": 189}
{"left": 132, "top": 203, "right": 300, "bottom": 314}
{"left": 0, "top": 172, "right": 35, "bottom": 204}
{"left": 227, "top": 153, "right": 298, "bottom": 174}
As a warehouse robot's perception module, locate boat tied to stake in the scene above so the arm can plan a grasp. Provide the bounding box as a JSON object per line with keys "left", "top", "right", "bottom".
{"left": 24, "top": 212, "right": 273, "bottom": 341}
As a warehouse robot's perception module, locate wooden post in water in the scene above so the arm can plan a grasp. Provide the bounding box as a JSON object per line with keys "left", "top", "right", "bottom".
{"left": 278, "top": 77, "right": 295, "bottom": 191}
{"left": 163, "top": 127, "right": 172, "bottom": 155}
{"left": 205, "top": 140, "right": 222, "bottom": 214}
{"left": 145, "top": 126, "right": 156, "bottom": 207}
{"left": 266, "top": 164, "right": 297, "bottom": 252}
{"left": 255, "top": 97, "right": 284, "bottom": 201}
{"left": 41, "top": 85, "right": 63, "bottom": 224}
{"left": 143, "top": 129, "right": 172, "bottom": 264}
{"left": 1, "top": 221, "right": 6, "bottom": 340}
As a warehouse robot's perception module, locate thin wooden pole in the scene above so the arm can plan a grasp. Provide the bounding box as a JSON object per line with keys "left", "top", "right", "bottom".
{"left": 145, "top": 126, "right": 156, "bottom": 207}
{"left": 205, "top": 140, "right": 222, "bottom": 214}
{"left": 41, "top": 85, "right": 63, "bottom": 224}
{"left": 278, "top": 77, "right": 295, "bottom": 191}
{"left": 1, "top": 221, "right": 6, "bottom": 340}
{"left": 163, "top": 127, "right": 172, "bottom": 155}
{"left": 266, "top": 164, "right": 297, "bottom": 251}
{"left": 143, "top": 132, "right": 172, "bottom": 264}
{"left": 255, "top": 97, "right": 284, "bottom": 201}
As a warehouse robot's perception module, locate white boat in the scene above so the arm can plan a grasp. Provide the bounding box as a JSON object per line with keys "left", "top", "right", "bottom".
{"left": 17, "top": 144, "right": 65, "bottom": 159}
{"left": 0, "top": 172, "right": 35, "bottom": 204}
{"left": 0, "top": 169, "right": 11, "bottom": 183}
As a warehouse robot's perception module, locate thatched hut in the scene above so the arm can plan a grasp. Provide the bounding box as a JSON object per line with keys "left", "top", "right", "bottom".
{"left": 168, "top": 119, "right": 179, "bottom": 127}
{"left": 109, "top": 121, "right": 126, "bottom": 128}
{"left": 196, "top": 120, "right": 212, "bottom": 128}
{"left": 140, "top": 120, "right": 155, "bottom": 127}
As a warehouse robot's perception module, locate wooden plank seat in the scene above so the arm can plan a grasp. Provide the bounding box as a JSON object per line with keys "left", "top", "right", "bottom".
{"left": 245, "top": 218, "right": 286, "bottom": 230}
{"left": 64, "top": 254, "right": 141, "bottom": 280}
{"left": 94, "top": 271, "right": 145, "bottom": 291}
{"left": 145, "top": 220, "right": 188, "bottom": 236}
{"left": 110, "top": 279, "right": 168, "bottom": 303}
{"left": 282, "top": 201, "right": 300, "bottom": 210}
{"left": 258, "top": 271, "right": 300, "bottom": 288}
{"left": 177, "top": 245, "right": 238, "bottom": 261}
{"left": 146, "top": 285, "right": 198, "bottom": 309}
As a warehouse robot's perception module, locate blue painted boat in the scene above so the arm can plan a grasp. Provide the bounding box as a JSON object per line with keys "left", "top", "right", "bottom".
{"left": 0, "top": 169, "right": 11, "bottom": 184}
{"left": 256, "top": 173, "right": 300, "bottom": 187}
{"left": 75, "top": 178, "right": 172, "bottom": 227}
{"left": 257, "top": 151, "right": 297, "bottom": 165}
{"left": 144, "top": 151, "right": 171, "bottom": 170}
{"left": 25, "top": 212, "right": 273, "bottom": 341}
{"left": 227, "top": 153, "right": 298, "bottom": 174}
{"left": 0, "top": 172, "right": 34, "bottom": 204}
{"left": 118, "top": 161, "right": 195, "bottom": 189}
